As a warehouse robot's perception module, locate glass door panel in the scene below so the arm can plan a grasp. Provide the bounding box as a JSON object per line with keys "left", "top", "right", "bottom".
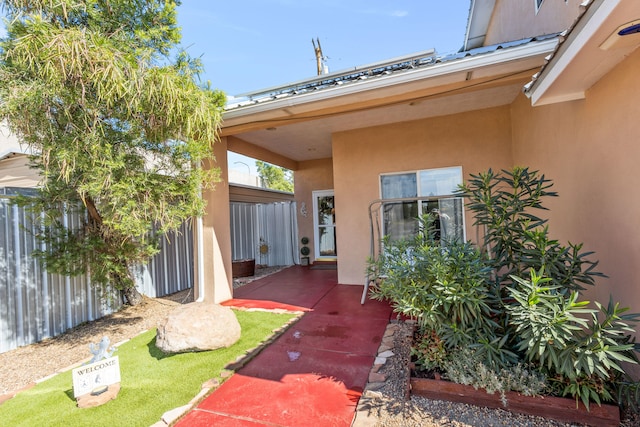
{"left": 313, "top": 190, "right": 337, "bottom": 259}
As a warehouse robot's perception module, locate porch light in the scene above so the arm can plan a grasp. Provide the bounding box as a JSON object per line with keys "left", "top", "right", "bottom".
{"left": 619, "top": 22, "right": 640, "bottom": 36}
{"left": 600, "top": 19, "right": 640, "bottom": 50}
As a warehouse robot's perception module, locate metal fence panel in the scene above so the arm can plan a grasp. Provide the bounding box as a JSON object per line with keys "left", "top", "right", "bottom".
{"left": 230, "top": 201, "right": 299, "bottom": 266}
{"left": 2, "top": 197, "right": 297, "bottom": 354}
{"left": 0, "top": 195, "right": 193, "bottom": 354}
{"left": 230, "top": 203, "right": 257, "bottom": 261}
{"left": 133, "top": 220, "right": 193, "bottom": 298}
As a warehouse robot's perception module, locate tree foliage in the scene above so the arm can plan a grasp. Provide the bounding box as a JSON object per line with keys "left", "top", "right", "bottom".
{"left": 256, "top": 160, "right": 293, "bottom": 192}
{"left": 0, "top": 0, "right": 226, "bottom": 304}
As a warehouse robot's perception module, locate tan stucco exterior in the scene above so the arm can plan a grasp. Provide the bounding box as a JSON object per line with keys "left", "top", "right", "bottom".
{"left": 485, "top": 0, "right": 582, "bottom": 45}
{"left": 0, "top": 154, "right": 40, "bottom": 188}
{"left": 331, "top": 107, "right": 514, "bottom": 284}
{"left": 195, "top": 136, "right": 233, "bottom": 303}
{"left": 294, "top": 158, "right": 334, "bottom": 263}
{"left": 511, "top": 47, "right": 640, "bottom": 311}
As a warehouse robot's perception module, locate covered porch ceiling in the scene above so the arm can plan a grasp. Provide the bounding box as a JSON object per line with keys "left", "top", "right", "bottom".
{"left": 525, "top": 0, "right": 640, "bottom": 106}
{"left": 220, "top": 36, "right": 559, "bottom": 167}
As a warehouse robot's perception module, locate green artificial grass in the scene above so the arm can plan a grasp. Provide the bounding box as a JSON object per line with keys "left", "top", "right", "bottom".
{"left": 0, "top": 309, "right": 297, "bottom": 427}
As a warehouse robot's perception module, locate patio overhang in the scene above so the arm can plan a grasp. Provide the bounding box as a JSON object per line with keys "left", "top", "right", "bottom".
{"left": 525, "top": 0, "right": 640, "bottom": 106}
{"left": 220, "top": 36, "right": 559, "bottom": 165}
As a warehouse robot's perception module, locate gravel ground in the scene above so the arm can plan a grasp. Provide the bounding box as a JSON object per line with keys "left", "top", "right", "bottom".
{"left": 356, "top": 321, "right": 638, "bottom": 427}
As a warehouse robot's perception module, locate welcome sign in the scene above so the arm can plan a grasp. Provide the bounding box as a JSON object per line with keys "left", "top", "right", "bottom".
{"left": 72, "top": 356, "right": 121, "bottom": 398}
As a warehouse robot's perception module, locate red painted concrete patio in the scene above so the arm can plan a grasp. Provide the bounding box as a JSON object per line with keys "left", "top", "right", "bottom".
{"left": 175, "top": 266, "right": 393, "bottom": 427}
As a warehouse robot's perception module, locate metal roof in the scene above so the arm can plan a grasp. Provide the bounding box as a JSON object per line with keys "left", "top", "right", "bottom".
{"left": 225, "top": 33, "right": 560, "bottom": 112}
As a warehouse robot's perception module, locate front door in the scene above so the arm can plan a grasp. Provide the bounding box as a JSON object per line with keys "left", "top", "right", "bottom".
{"left": 312, "top": 190, "right": 336, "bottom": 260}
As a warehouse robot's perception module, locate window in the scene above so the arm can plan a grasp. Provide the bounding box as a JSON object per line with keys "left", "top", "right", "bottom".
{"left": 380, "top": 166, "right": 465, "bottom": 243}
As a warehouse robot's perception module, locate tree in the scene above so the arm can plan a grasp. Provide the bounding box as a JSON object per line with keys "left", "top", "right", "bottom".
{"left": 256, "top": 161, "right": 293, "bottom": 192}
{"left": 0, "top": 0, "right": 226, "bottom": 305}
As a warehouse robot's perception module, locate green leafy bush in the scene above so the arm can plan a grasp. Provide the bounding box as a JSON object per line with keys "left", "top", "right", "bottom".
{"left": 442, "top": 348, "right": 547, "bottom": 406}
{"left": 507, "top": 270, "right": 639, "bottom": 409}
{"left": 411, "top": 327, "right": 446, "bottom": 371}
{"left": 460, "top": 167, "right": 603, "bottom": 292}
{"left": 368, "top": 166, "right": 639, "bottom": 410}
{"left": 369, "top": 216, "right": 514, "bottom": 368}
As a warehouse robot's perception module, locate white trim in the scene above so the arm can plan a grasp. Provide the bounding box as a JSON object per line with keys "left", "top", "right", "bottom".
{"left": 312, "top": 189, "right": 336, "bottom": 261}
{"left": 464, "top": 0, "right": 497, "bottom": 51}
{"left": 378, "top": 167, "right": 466, "bottom": 243}
{"left": 528, "top": 0, "right": 619, "bottom": 105}
{"left": 195, "top": 211, "right": 205, "bottom": 302}
{"left": 224, "top": 38, "right": 558, "bottom": 120}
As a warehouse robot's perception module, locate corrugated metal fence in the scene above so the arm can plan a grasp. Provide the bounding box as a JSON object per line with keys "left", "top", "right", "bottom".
{"left": 1, "top": 196, "right": 297, "bottom": 354}
{"left": 0, "top": 194, "right": 193, "bottom": 354}
{"left": 230, "top": 201, "right": 299, "bottom": 266}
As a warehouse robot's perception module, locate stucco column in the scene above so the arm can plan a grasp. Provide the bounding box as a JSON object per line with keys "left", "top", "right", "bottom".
{"left": 193, "top": 136, "right": 233, "bottom": 303}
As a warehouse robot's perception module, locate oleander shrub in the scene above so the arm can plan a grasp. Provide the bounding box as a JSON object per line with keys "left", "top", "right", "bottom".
{"left": 368, "top": 167, "right": 640, "bottom": 410}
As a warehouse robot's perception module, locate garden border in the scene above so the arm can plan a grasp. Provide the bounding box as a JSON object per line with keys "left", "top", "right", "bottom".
{"left": 409, "top": 376, "right": 620, "bottom": 427}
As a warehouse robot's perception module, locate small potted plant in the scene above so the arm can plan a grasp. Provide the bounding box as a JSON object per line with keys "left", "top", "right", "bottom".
{"left": 300, "top": 237, "right": 310, "bottom": 266}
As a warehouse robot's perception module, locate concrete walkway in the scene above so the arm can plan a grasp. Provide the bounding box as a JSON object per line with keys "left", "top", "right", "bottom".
{"left": 174, "top": 266, "right": 393, "bottom": 427}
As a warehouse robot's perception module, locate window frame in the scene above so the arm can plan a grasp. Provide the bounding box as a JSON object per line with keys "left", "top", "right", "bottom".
{"left": 378, "top": 166, "right": 466, "bottom": 243}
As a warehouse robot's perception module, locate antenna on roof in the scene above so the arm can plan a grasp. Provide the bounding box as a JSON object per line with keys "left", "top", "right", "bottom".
{"left": 312, "top": 38, "right": 329, "bottom": 75}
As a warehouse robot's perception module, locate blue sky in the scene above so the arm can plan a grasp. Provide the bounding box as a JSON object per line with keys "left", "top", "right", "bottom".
{"left": 178, "top": 1, "right": 471, "bottom": 96}
{"left": 2, "top": 2, "right": 471, "bottom": 174}
{"left": 176, "top": 1, "right": 472, "bottom": 175}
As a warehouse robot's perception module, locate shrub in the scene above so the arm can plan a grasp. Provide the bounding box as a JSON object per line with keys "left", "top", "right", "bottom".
{"left": 507, "top": 270, "right": 639, "bottom": 409}
{"left": 459, "top": 167, "right": 604, "bottom": 292}
{"left": 369, "top": 215, "right": 515, "bottom": 368}
{"left": 442, "top": 348, "right": 547, "bottom": 406}
{"left": 368, "top": 166, "right": 639, "bottom": 410}
{"left": 411, "top": 327, "right": 446, "bottom": 372}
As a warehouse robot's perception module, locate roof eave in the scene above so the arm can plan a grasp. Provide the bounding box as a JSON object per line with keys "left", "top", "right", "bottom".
{"left": 525, "top": 0, "right": 640, "bottom": 106}
{"left": 223, "top": 37, "right": 558, "bottom": 126}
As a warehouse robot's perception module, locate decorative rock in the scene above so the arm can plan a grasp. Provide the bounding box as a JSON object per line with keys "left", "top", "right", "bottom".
{"left": 76, "top": 383, "right": 121, "bottom": 408}
{"left": 202, "top": 378, "right": 220, "bottom": 389}
{"left": 364, "top": 382, "right": 384, "bottom": 392}
{"left": 363, "top": 389, "right": 384, "bottom": 399}
{"left": 156, "top": 303, "right": 241, "bottom": 353}
{"left": 377, "top": 343, "right": 393, "bottom": 353}
{"left": 368, "top": 372, "right": 386, "bottom": 383}
{"left": 161, "top": 404, "right": 191, "bottom": 425}
{"left": 378, "top": 350, "right": 394, "bottom": 358}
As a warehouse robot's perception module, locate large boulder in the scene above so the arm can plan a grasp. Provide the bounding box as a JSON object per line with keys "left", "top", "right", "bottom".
{"left": 156, "top": 303, "right": 241, "bottom": 353}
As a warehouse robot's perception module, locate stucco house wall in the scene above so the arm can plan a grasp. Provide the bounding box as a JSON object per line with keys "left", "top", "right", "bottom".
{"left": 332, "top": 106, "right": 514, "bottom": 285}
{"left": 195, "top": 136, "right": 233, "bottom": 303}
{"left": 294, "top": 158, "right": 333, "bottom": 263}
{"left": 0, "top": 153, "right": 40, "bottom": 188}
{"left": 485, "top": 0, "right": 582, "bottom": 45}
{"left": 511, "top": 47, "right": 640, "bottom": 313}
